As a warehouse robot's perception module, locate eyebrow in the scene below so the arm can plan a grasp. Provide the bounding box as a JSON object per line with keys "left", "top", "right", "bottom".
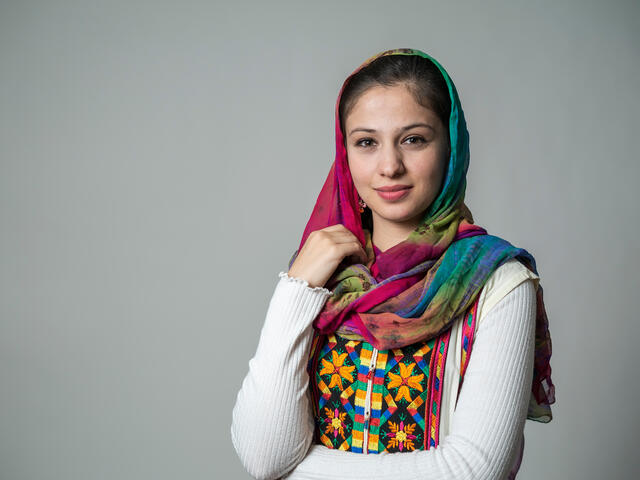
{"left": 348, "top": 122, "right": 435, "bottom": 137}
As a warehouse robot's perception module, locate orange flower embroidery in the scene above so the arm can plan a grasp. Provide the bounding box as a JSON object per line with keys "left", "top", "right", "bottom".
{"left": 386, "top": 420, "right": 417, "bottom": 451}
{"left": 387, "top": 361, "right": 424, "bottom": 402}
{"left": 319, "top": 350, "right": 356, "bottom": 391}
{"left": 323, "top": 407, "right": 347, "bottom": 440}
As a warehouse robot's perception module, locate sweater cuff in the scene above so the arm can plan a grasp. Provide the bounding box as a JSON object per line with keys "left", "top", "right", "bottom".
{"left": 256, "top": 272, "right": 333, "bottom": 343}
{"left": 278, "top": 271, "right": 334, "bottom": 297}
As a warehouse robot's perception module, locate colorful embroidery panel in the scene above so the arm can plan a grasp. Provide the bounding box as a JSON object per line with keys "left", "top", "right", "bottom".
{"left": 378, "top": 340, "right": 431, "bottom": 452}
{"left": 310, "top": 332, "right": 449, "bottom": 453}
{"left": 308, "top": 291, "right": 482, "bottom": 453}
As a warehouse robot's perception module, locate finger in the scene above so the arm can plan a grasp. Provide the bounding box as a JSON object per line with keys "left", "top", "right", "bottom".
{"left": 335, "top": 241, "right": 368, "bottom": 262}
{"left": 326, "top": 231, "right": 363, "bottom": 244}
{"left": 322, "top": 224, "right": 345, "bottom": 231}
{"left": 324, "top": 224, "right": 364, "bottom": 242}
{"left": 323, "top": 223, "right": 355, "bottom": 234}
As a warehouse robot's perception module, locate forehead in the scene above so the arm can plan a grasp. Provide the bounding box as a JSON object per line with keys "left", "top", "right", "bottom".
{"left": 346, "top": 84, "right": 439, "bottom": 127}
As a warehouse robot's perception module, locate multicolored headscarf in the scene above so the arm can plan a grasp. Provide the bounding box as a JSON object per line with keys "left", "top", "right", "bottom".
{"left": 287, "top": 48, "right": 555, "bottom": 422}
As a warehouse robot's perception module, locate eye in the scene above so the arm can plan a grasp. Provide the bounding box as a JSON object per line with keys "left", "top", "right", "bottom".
{"left": 404, "top": 135, "right": 426, "bottom": 145}
{"left": 355, "top": 137, "right": 376, "bottom": 148}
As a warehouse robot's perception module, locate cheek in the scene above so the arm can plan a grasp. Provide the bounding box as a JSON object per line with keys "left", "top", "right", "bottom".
{"left": 418, "top": 152, "right": 447, "bottom": 181}
{"left": 346, "top": 152, "right": 372, "bottom": 185}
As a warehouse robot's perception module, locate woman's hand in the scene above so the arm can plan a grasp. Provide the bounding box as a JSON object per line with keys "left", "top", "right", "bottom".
{"left": 288, "top": 224, "right": 368, "bottom": 289}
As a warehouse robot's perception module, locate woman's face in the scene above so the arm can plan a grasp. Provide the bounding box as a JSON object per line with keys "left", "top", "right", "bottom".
{"left": 344, "top": 83, "right": 449, "bottom": 238}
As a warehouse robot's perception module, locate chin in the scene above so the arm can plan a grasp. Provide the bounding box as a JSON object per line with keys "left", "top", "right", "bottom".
{"left": 375, "top": 208, "right": 421, "bottom": 223}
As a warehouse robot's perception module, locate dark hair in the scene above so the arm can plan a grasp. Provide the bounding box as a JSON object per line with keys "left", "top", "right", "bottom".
{"left": 339, "top": 54, "right": 451, "bottom": 145}
{"left": 338, "top": 54, "right": 452, "bottom": 230}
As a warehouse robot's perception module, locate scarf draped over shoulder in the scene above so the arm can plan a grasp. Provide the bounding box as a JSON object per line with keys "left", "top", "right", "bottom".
{"left": 287, "top": 48, "right": 555, "bottom": 422}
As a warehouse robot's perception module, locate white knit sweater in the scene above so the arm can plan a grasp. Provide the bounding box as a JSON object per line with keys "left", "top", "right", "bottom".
{"left": 231, "top": 260, "right": 539, "bottom": 480}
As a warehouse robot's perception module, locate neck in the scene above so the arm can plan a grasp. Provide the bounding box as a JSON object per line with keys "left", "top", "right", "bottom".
{"left": 370, "top": 212, "right": 421, "bottom": 252}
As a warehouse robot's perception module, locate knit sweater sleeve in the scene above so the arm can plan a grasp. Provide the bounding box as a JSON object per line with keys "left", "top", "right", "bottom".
{"left": 230, "top": 272, "right": 334, "bottom": 480}
{"left": 231, "top": 272, "right": 537, "bottom": 480}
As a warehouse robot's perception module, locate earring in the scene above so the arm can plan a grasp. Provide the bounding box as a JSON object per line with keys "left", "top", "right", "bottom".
{"left": 358, "top": 196, "right": 367, "bottom": 213}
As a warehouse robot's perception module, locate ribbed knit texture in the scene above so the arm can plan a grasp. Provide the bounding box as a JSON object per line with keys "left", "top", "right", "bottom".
{"left": 231, "top": 272, "right": 536, "bottom": 480}
{"left": 230, "top": 273, "right": 333, "bottom": 480}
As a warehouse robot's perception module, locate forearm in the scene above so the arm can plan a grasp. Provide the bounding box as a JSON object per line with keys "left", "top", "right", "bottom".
{"left": 231, "top": 272, "right": 333, "bottom": 480}
{"left": 283, "top": 279, "right": 537, "bottom": 480}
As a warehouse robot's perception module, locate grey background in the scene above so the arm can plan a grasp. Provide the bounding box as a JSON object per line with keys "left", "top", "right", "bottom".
{"left": 1, "top": 0, "right": 638, "bottom": 479}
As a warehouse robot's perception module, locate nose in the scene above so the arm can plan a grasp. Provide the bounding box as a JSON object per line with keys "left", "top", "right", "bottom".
{"left": 378, "top": 143, "right": 405, "bottom": 177}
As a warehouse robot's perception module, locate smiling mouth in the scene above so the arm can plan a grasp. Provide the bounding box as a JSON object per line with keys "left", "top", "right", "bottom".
{"left": 374, "top": 184, "right": 412, "bottom": 192}
{"left": 375, "top": 186, "right": 412, "bottom": 201}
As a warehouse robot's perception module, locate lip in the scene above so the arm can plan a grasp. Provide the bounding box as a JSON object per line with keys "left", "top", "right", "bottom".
{"left": 375, "top": 184, "right": 412, "bottom": 192}
{"left": 375, "top": 186, "right": 412, "bottom": 201}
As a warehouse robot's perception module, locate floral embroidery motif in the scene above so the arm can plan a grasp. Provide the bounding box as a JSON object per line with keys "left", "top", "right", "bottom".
{"left": 310, "top": 290, "right": 483, "bottom": 453}
{"left": 324, "top": 407, "right": 347, "bottom": 440}
{"left": 386, "top": 420, "right": 417, "bottom": 451}
{"left": 319, "top": 350, "right": 356, "bottom": 391}
{"left": 387, "top": 361, "right": 424, "bottom": 402}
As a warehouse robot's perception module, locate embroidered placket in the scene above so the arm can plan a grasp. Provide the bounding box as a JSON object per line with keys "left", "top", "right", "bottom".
{"left": 362, "top": 346, "right": 378, "bottom": 454}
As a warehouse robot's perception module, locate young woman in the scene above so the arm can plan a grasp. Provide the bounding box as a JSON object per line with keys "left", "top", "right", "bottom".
{"left": 231, "top": 48, "right": 555, "bottom": 480}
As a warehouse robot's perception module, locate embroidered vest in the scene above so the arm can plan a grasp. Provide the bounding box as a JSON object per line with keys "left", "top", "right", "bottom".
{"left": 306, "top": 291, "right": 481, "bottom": 454}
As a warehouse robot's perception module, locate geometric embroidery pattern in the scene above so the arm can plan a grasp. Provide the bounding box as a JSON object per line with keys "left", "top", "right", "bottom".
{"left": 308, "top": 288, "right": 482, "bottom": 454}
{"left": 457, "top": 297, "right": 479, "bottom": 404}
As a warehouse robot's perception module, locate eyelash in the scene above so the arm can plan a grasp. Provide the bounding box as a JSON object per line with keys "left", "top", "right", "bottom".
{"left": 355, "top": 136, "right": 427, "bottom": 148}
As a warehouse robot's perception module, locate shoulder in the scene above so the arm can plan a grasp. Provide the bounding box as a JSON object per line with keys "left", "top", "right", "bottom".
{"left": 476, "top": 258, "right": 539, "bottom": 325}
